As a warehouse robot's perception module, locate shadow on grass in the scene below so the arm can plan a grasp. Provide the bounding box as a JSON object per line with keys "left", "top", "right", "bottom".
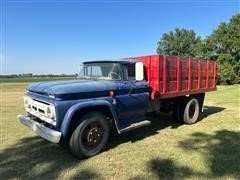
{"left": 147, "top": 158, "right": 202, "bottom": 179}
{"left": 199, "top": 105, "right": 225, "bottom": 121}
{"left": 0, "top": 105, "right": 225, "bottom": 179}
{"left": 107, "top": 112, "right": 181, "bottom": 149}
{"left": 179, "top": 130, "right": 240, "bottom": 178}
{"left": 0, "top": 112, "right": 179, "bottom": 179}
{"left": 0, "top": 137, "right": 100, "bottom": 179}
{"left": 107, "top": 105, "right": 225, "bottom": 149}
{"left": 146, "top": 130, "right": 240, "bottom": 179}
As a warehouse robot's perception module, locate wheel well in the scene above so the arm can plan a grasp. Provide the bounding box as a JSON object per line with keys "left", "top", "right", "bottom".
{"left": 160, "top": 93, "right": 205, "bottom": 112}
{"left": 65, "top": 105, "right": 114, "bottom": 141}
{"left": 178, "top": 93, "right": 205, "bottom": 109}
{"left": 191, "top": 93, "right": 205, "bottom": 110}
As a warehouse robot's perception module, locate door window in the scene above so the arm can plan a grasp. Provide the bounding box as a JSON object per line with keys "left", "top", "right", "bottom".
{"left": 124, "top": 64, "right": 136, "bottom": 81}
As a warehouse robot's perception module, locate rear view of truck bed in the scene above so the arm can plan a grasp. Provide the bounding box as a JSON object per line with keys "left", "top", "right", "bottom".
{"left": 128, "top": 55, "right": 217, "bottom": 100}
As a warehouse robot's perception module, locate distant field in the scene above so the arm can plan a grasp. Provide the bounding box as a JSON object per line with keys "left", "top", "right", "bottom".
{"left": 0, "top": 76, "right": 75, "bottom": 83}
{"left": 0, "top": 84, "right": 239, "bottom": 179}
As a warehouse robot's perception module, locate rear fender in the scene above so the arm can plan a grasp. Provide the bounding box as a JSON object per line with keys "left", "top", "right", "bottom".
{"left": 60, "top": 100, "right": 120, "bottom": 138}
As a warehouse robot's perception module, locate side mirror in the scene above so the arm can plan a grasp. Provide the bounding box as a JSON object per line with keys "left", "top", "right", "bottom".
{"left": 135, "top": 62, "right": 144, "bottom": 81}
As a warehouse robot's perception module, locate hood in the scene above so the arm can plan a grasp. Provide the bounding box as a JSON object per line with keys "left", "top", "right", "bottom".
{"left": 27, "top": 80, "right": 119, "bottom": 99}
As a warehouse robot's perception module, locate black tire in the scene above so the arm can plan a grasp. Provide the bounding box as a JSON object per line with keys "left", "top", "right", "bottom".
{"left": 69, "top": 111, "right": 110, "bottom": 159}
{"left": 172, "top": 98, "right": 184, "bottom": 122}
{"left": 181, "top": 97, "right": 200, "bottom": 124}
{"left": 172, "top": 96, "right": 200, "bottom": 124}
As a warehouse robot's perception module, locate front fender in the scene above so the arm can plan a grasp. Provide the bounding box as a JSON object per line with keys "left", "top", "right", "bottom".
{"left": 60, "top": 100, "right": 119, "bottom": 137}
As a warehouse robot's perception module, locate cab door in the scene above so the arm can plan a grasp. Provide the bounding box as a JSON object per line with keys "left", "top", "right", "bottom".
{"left": 114, "top": 63, "right": 149, "bottom": 128}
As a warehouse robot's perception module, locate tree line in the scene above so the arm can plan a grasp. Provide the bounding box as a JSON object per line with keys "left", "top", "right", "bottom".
{"left": 157, "top": 13, "right": 240, "bottom": 85}
{"left": 0, "top": 74, "right": 75, "bottom": 78}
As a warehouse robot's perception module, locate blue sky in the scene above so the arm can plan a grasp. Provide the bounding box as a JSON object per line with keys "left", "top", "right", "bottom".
{"left": 1, "top": 0, "right": 239, "bottom": 75}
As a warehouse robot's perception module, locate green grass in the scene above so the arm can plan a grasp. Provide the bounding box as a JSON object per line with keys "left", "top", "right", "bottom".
{"left": 0, "top": 76, "right": 75, "bottom": 83}
{"left": 0, "top": 83, "right": 239, "bottom": 179}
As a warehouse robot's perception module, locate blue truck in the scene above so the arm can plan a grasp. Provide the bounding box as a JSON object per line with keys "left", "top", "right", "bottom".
{"left": 18, "top": 55, "right": 216, "bottom": 159}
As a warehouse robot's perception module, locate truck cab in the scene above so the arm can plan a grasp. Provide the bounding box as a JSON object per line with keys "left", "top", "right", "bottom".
{"left": 18, "top": 60, "right": 152, "bottom": 159}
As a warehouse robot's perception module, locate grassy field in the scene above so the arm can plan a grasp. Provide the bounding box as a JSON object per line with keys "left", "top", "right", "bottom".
{"left": 0, "top": 83, "right": 239, "bottom": 179}
{"left": 0, "top": 76, "right": 75, "bottom": 83}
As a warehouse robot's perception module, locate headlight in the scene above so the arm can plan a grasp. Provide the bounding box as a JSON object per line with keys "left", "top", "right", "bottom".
{"left": 24, "top": 98, "right": 28, "bottom": 105}
{"left": 47, "top": 107, "right": 51, "bottom": 118}
{"left": 47, "top": 105, "right": 56, "bottom": 120}
{"left": 23, "top": 96, "right": 32, "bottom": 110}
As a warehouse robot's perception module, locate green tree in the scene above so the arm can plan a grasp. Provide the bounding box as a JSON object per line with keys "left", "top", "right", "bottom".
{"left": 217, "top": 53, "right": 235, "bottom": 65}
{"left": 193, "top": 37, "right": 216, "bottom": 59}
{"left": 156, "top": 13, "right": 240, "bottom": 84}
{"left": 157, "top": 28, "right": 201, "bottom": 57}
{"left": 217, "top": 54, "right": 240, "bottom": 84}
{"left": 210, "top": 14, "right": 240, "bottom": 83}
{"left": 209, "top": 13, "right": 240, "bottom": 60}
{"left": 217, "top": 62, "right": 237, "bottom": 85}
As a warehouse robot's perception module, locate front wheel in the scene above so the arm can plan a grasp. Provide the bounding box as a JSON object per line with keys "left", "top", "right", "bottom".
{"left": 69, "top": 112, "right": 110, "bottom": 159}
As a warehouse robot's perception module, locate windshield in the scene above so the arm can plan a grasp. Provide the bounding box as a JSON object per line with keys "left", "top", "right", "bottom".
{"left": 77, "top": 63, "right": 121, "bottom": 80}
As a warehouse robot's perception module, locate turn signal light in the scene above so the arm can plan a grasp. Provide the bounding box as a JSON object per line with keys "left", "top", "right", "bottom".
{"left": 109, "top": 91, "right": 114, "bottom": 97}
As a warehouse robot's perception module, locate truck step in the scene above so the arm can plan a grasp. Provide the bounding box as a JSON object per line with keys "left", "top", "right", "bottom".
{"left": 119, "top": 120, "right": 151, "bottom": 133}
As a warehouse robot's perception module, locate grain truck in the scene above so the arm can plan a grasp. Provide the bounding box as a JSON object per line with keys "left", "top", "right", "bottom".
{"left": 18, "top": 55, "right": 217, "bottom": 159}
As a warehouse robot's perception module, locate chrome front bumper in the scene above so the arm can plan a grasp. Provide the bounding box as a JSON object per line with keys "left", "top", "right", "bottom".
{"left": 18, "top": 115, "right": 61, "bottom": 143}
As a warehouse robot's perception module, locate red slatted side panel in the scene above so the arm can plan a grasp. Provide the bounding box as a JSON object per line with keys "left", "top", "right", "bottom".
{"left": 148, "top": 55, "right": 160, "bottom": 99}
{"left": 159, "top": 55, "right": 165, "bottom": 94}
{"left": 179, "top": 57, "right": 189, "bottom": 91}
{"left": 208, "top": 61, "right": 215, "bottom": 88}
{"left": 166, "top": 56, "right": 178, "bottom": 93}
{"left": 126, "top": 55, "right": 217, "bottom": 100}
{"left": 191, "top": 60, "right": 199, "bottom": 90}
{"left": 200, "top": 60, "right": 207, "bottom": 89}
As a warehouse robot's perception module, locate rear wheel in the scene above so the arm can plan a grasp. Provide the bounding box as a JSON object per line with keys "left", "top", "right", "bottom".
{"left": 182, "top": 97, "right": 200, "bottom": 124}
{"left": 172, "top": 96, "right": 200, "bottom": 124}
{"left": 69, "top": 112, "right": 109, "bottom": 159}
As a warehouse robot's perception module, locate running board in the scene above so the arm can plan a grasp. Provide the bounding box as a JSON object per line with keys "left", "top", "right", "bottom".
{"left": 119, "top": 120, "right": 151, "bottom": 134}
